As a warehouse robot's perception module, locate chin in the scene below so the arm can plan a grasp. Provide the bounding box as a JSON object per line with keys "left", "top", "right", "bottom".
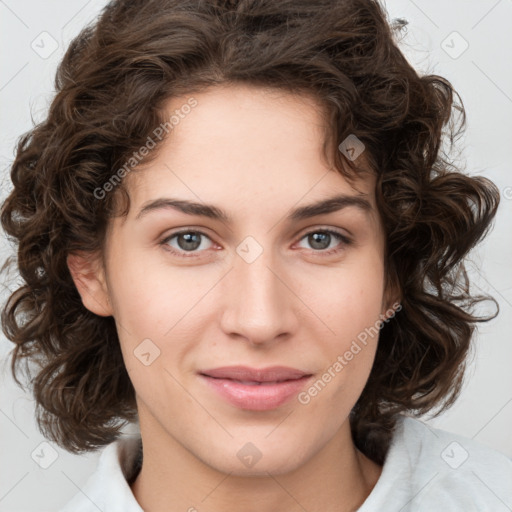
{"left": 197, "top": 440, "right": 312, "bottom": 477}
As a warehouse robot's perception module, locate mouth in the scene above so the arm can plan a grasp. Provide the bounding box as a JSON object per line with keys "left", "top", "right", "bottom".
{"left": 198, "top": 366, "right": 313, "bottom": 410}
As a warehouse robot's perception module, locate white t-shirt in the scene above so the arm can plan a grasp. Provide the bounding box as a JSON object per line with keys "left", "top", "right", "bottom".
{"left": 59, "top": 415, "right": 512, "bottom": 511}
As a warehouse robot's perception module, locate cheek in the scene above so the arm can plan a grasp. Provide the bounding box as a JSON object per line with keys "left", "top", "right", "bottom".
{"left": 312, "top": 289, "right": 382, "bottom": 420}
{"left": 105, "top": 246, "right": 207, "bottom": 378}
{"left": 106, "top": 244, "right": 186, "bottom": 335}
{"left": 309, "top": 257, "right": 385, "bottom": 337}
{"left": 307, "top": 254, "right": 385, "bottom": 387}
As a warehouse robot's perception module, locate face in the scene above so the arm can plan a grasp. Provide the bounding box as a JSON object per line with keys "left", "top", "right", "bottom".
{"left": 70, "top": 84, "right": 395, "bottom": 476}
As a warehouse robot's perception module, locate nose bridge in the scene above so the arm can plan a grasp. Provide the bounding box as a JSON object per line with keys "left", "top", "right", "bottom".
{"left": 220, "top": 237, "right": 295, "bottom": 343}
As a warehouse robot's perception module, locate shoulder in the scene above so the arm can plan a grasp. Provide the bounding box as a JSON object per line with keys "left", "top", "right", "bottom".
{"left": 359, "top": 415, "right": 512, "bottom": 511}
{"left": 59, "top": 435, "right": 143, "bottom": 512}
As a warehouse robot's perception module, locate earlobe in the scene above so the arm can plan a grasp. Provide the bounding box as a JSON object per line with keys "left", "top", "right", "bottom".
{"left": 66, "top": 250, "right": 113, "bottom": 317}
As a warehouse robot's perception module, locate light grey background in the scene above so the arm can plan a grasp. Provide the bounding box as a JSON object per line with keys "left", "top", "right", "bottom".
{"left": 1, "top": 1, "right": 511, "bottom": 511}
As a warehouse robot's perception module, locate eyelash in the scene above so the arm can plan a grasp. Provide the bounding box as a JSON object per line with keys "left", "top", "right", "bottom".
{"left": 158, "top": 228, "right": 352, "bottom": 259}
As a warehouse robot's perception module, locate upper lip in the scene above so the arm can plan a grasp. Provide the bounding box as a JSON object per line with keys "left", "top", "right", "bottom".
{"left": 200, "top": 366, "right": 311, "bottom": 383}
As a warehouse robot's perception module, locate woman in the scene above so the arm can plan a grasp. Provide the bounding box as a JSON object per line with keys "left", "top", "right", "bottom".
{"left": 2, "top": 0, "right": 511, "bottom": 511}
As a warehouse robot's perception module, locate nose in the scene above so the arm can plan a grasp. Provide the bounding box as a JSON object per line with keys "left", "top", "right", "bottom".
{"left": 219, "top": 243, "right": 298, "bottom": 346}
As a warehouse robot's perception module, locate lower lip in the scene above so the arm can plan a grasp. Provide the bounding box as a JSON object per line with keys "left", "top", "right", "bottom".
{"left": 200, "top": 375, "right": 312, "bottom": 411}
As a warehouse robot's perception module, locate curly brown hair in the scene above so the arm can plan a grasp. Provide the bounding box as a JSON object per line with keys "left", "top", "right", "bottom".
{"left": 1, "top": 0, "right": 500, "bottom": 464}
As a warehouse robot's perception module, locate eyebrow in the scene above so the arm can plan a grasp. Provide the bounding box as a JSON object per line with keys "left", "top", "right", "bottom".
{"left": 135, "top": 193, "right": 372, "bottom": 223}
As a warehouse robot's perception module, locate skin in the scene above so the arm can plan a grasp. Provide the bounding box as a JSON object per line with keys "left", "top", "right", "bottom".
{"left": 68, "top": 84, "right": 398, "bottom": 512}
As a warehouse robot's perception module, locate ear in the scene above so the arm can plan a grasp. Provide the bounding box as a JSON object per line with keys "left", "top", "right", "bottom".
{"left": 67, "top": 250, "right": 113, "bottom": 317}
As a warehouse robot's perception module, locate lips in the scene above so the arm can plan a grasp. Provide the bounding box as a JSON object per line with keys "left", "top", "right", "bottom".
{"left": 199, "top": 365, "right": 310, "bottom": 383}
{"left": 199, "top": 366, "right": 313, "bottom": 410}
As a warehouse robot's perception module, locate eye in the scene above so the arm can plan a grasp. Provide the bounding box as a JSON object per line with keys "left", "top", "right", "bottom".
{"left": 159, "top": 230, "right": 215, "bottom": 258}
{"left": 296, "top": 228, "right": 352, "bottom": 255}
{"left": 159, "top": 227, "right": 352, "bottom": 259}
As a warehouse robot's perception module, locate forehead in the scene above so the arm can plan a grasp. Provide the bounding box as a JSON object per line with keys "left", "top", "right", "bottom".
{"left": 121, "top": 83, "right": 377, "bottom": 220}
